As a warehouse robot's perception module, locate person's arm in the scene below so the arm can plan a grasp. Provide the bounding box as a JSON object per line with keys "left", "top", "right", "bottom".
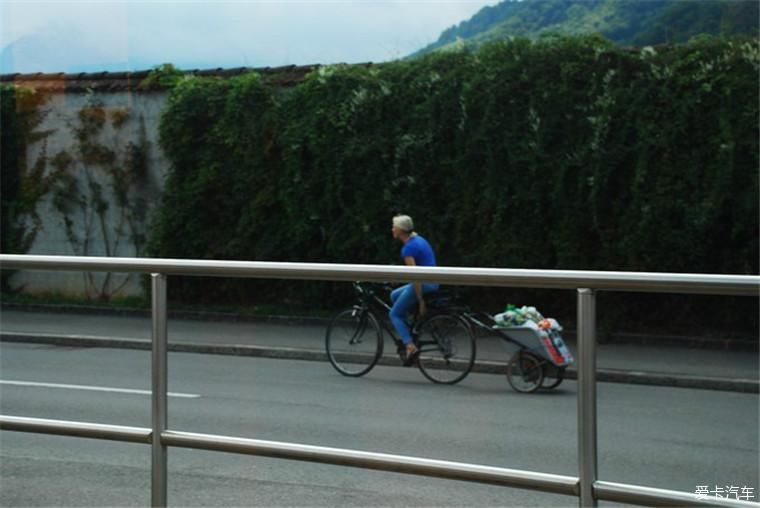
{"left": 404, "top": 256, "right": 427, "bottom": 316}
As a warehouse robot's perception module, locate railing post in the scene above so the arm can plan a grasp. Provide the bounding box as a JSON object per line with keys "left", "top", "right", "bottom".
{"left": 151, "top": 273, "right": 168, "bottom": 507}
{"left": 577, "top": 288, "right": 598, "bottom": 507}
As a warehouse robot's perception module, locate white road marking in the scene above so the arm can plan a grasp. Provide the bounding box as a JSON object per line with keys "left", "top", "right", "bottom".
{"left": 0, "top": 380, "right": 200, "bottom": 398}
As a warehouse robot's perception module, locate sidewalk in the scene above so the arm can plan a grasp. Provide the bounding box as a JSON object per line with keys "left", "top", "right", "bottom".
{"left": 1, "top": 307, "right": 757, "bottom": 393}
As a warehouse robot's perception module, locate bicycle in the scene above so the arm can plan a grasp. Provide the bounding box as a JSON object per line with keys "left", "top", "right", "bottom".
{"left": 325, "top": 282, "right": 476, "bottom": 384}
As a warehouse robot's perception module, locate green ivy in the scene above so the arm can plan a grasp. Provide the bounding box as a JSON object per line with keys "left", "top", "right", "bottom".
{"left": 149, "top": 35, "right": 758, "bottom": 334}
{"left": 139, "top": 63, "right": 185, "bottom": 90}
{"left": 0, "top": 85, "right": 56, "bottom": 292}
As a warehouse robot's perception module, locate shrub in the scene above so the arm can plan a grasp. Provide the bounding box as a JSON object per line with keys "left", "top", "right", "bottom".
{"left": 148, "top": 36, "right": 758, "bottom": 335}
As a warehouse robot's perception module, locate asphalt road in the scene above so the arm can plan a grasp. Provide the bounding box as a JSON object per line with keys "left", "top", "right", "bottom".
{"left": 1, "top": 308, "right": 757, "bottom": 384}
{"left": 1, "top": 343, "right": 758, "bottom": 507}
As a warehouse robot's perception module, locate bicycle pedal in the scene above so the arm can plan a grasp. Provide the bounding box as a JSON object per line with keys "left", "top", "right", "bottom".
{"left": 402, "top": 353, "right": 418, "bottom": 367}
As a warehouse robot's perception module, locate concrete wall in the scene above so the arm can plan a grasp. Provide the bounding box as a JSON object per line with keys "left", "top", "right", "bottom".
{"left": 9, "top": 90, "right": 169, "bottom": 298}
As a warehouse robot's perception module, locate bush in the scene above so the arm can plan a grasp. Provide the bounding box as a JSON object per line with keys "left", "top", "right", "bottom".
{"left": 1, "top": 85, "right": 52, "bottom": 291}
{"left": 148, "top": 36, "right": 758, "bottom": 335}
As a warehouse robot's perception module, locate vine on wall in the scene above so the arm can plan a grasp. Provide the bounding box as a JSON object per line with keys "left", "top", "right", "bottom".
{"left": 50, "top": 93, "right": 153, "bottom": 300}
{"left": 2, "top": 86, "right": 156, "bottom": 300}
{"left": 0, "top": 86, "right": 62, "bottom": 291}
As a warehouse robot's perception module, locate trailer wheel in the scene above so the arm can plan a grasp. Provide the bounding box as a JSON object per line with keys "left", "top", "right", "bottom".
{"left": 542, "top": 365, "right": 566, "bottom": 389}
{"left": 506, "top": 351, "right": 544, "bottom": 393}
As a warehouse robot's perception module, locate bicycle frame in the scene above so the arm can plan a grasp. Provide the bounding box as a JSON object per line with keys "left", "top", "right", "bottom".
{"left": 350, "top": 282, "right": 457, "bottom": 357}
{"left": 354, "top": 282, "right": 569, "bottom": 369}
{"left": 350, "top": 282, "right": 400, "bottom": 345}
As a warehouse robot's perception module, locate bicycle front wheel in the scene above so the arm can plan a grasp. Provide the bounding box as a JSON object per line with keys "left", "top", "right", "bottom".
{"left": 416, "top": 314, "right": 476, "bottom": 384}
{"left": 325, "top": 308, "right": 383, "bottom": 377}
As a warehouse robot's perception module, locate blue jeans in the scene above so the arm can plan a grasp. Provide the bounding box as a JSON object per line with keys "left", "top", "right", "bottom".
{"left": 389, "top": 283, "right": 439, "bottom": 344}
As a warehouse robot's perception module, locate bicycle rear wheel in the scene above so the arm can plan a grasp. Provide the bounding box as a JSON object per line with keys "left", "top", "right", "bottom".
{"left": 325, "top": 308, "right": 383, "bottom": 377}
{"left": 416, "top": 314, "right": 476, "bottom": 384}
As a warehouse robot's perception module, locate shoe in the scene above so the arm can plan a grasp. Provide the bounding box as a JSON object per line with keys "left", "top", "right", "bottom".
{"left": 397, "top": 344, "right": 407, "bottom": 363}
{"left": 403, "top": 344, "right": 419, "bottom": 367}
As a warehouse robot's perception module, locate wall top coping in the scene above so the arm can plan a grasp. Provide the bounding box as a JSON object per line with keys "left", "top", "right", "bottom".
{"left": 0, "top": 43, "right": 678, "bottom": 93}
{"left": 0, "top": 63, "right": 375, "bottom": 92}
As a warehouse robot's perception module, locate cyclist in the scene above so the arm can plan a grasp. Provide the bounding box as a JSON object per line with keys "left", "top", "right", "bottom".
{"left": 390, "top": 214, "right": 439, "bottom": 365}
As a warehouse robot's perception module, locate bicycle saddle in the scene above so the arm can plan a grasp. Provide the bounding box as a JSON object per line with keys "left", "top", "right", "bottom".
{"left": 424, "top": 289, "right": 457, "bottom": 309}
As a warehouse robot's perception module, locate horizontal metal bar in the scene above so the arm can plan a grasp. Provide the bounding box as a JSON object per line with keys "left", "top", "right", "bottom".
{"left": 595, "top": 480, "right": 760, "bottom": 507}
{"left": 1, "top": 255, "right": 758, "bottom": 295}
{"left": 0, "top": 415, "right": 151, "bottom": 444}
{"left": 161, "top": 430, "right": 580, "bottom": 496}
{"left": 5, "top": 417, "right": 758, "bottom": 506}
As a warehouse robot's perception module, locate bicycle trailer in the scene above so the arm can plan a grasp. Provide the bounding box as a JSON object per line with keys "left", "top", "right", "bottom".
{"left": 470, "top": 306, "right": 574, "bottom": 393}
{"left": 495, "top": 322, "right": 573, "bottom": 368}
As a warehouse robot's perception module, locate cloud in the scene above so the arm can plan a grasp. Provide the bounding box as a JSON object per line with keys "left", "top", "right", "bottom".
{"left": 1, "top": 1, "right": 133, "bottom": 72}
{"left": 1, "top": 0, "right": 499, "bottom": 73}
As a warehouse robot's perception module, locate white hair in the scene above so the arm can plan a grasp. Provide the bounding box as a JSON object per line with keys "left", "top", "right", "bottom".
{"left": 393, "top": 215, "right": 415, "bottom": 233}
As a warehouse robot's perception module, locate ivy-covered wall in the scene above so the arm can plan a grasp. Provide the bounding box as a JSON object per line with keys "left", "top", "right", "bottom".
{"left": 2, "top": 35, "right": 757, "bottom": 335}
{"left": 148, "top": 35, "right": 758, "bottom": 334}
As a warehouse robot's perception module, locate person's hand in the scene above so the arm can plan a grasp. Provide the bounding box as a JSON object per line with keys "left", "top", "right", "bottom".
{"left": 419, "top": 300, "right": 427, "bottom": 317}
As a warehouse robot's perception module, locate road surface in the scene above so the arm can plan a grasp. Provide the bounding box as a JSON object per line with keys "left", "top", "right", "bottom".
{"left": 1, "top": 342, "right": 757, "bottom": 506}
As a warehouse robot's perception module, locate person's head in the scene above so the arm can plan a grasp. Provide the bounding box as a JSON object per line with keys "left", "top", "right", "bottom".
{"left": 392, "top": 214, "right": 414, "bottom": 240}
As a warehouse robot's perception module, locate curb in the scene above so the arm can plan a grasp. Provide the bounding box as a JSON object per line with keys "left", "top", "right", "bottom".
{"left": 2, "top": 332, "right": 757, "bottom": 394}
{"left": 2, "top": 302, "right": 756, "bottom": 351}
{"left": 596, "top": 332, "right": 759, "bottom": 352}
{"left": 0, "top": 302, "right": 331, "bottom": 327}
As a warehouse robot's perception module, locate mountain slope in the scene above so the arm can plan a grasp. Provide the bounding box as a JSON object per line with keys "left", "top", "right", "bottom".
{"left": 415, "top": 0, "right": 758, "bottom": 55}
{"left": 632, "top": 0, "right": 760, "bottom": 45}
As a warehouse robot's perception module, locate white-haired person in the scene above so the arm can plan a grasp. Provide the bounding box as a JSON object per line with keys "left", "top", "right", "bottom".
{"left": 390, "top": 214, "right": 439, "bottom": 365}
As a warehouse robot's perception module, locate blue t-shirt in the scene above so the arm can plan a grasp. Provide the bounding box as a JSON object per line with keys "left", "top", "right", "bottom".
{"left": 401, "top": 235, "right": 437, "bottom": 267}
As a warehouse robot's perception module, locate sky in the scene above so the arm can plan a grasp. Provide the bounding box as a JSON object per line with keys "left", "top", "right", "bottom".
{"left": 0, "top": 0, "right": 500, "bottom": 74}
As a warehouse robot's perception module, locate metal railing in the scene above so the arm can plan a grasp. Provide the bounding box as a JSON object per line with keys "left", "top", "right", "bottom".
{"left": 0, "top": 254, "right": 757, "bottom": 507}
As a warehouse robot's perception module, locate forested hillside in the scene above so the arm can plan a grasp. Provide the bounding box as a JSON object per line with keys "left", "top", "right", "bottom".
{"left": 415, "top": 0, "right": 758, "bottom": 55}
